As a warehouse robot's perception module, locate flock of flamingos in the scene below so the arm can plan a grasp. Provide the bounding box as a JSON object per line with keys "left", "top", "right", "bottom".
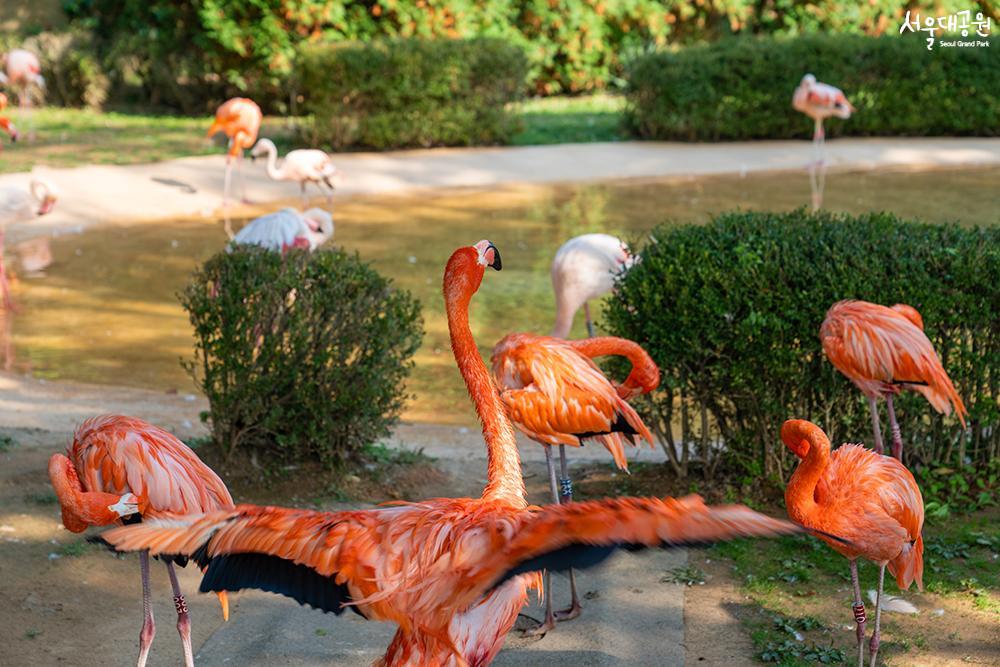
{"left": 0, "top": 46, "right": 963, "bottom": 667}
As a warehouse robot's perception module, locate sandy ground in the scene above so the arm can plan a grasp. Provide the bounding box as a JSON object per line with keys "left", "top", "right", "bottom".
{"left": 0, "top": 138, "right": 998, "bottom": 240}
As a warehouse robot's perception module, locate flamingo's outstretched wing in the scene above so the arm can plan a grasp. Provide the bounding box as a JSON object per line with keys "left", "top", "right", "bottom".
{"left": 821, "top": 300, "right": 966, "bottom": 425}
{"left": 473, "top": 495, "right": 801, "bottom": 599}
{"left": 232, "top": 209, "right": 307, "bottom": 252}
{"left": 494, "top": 335, "right": 653, "bottom": 469}
{"left": 73, "top": 415, "right": 233, "bottom": 517}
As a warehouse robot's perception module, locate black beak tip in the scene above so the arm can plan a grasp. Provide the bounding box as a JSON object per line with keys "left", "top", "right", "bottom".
{"left": 488, "top": 244, "right": 502, "bottom": 271}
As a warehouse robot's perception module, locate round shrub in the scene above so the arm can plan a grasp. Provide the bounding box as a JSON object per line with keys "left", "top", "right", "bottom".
{"left": 180, "top": 247, "right": 423, "bottom": 469}
{"left": 605, "top": 211, "right": 999, "bottom": 480}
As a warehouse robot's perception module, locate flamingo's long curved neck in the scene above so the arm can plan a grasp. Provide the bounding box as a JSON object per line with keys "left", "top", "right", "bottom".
{"left": 48, "top": 453, "right": 121, "bottom": 532}
{"left": 445, "top": 262, "right": 526, "bottom": 507}
{"left": 567, "top": 336, "right": 659, "bottom": 394}
{"left": 783, "top": 422, "right": 830, "bottom": 527}
{"left": 262, "top": 142, "right": 283, "bottom": 180}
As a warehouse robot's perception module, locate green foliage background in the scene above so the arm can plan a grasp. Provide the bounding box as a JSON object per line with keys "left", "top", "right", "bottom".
{"left": 180, "top": 246, "right": 423, "bottom": 469}
{"left": 57, "top": 0, "right": 999, "bottom": 112}
{"left": 626, "top": 34, "right": 1000, "bottom": 140}
{"left": 605, "top": 211, "right": 999, "bottom": 481}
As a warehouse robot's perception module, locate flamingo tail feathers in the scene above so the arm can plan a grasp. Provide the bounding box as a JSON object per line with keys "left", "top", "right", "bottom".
{"left": 888, "top": 533, "right": 924, "bottom": 592}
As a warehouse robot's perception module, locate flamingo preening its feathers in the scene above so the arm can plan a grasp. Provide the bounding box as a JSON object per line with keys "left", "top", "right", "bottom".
{"left": 49, "top": 415, "right": 234, "bottom": 667}
{"left": 231, "top": 207, "right": 334, "bottom": 253}
{"left": 99, "top": 241, "right": 804, "bottom": 666}
{"left": 551, "top": 233, "right": 635, "bottom": 338}
{"left": 821, "top": 299, "right": 967, "bottom": 460}
{"left": 782, "top": 419, "right": 923, "bottom": 667}
{"left": 0, "top": 177, "right": 57, "bottom": 309}
{"left": 492, "top": 332, "right": 659, "bottom": 633}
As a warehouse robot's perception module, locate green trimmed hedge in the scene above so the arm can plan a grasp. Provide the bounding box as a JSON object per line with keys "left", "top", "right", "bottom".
{"left": 180, "top": 247, "right": 423, "bottom": 470}
{"left": 605, "top": 211, "right": 999, "bottom": 481}
{"left": 300, "top": 38, "right": 527, "bottom": 150}
{"left": 625, "top": 35, "right": 1000, "bottom": 141}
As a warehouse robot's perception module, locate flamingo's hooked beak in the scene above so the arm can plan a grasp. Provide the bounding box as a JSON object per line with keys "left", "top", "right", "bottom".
{"left": 485, "top": 243, "right": 501, "bottom": 271}
{"left": 37, "top": 196, "right": 56, "bottom": 216}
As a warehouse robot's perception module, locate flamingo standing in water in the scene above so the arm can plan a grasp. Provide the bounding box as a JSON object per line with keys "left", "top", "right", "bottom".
{"left": 551, "top": 233, "right": 635, "bottom": 338}
{"left": 821, "top": 299, "right": 967, "bottom": 460}
{"left": 207, "top": 97, "right": 262, "bottom": 233}
{"left": 0, "top": 178, "right": 57, "bottom": 309}
{"left": 251, "top": 138, "right": 338, "bottom": 203}
{"left": 492, "top": 333, "right": 658, "bottom": 633}
{"left": 98, "top": 241, "right": 803, "bottom": 667}
{"left": 49, "top": 415, "right": 233, "bottom": 667}
{"left": 231, "top": 207, "right": 334, "bottom": 253}
{"left": 0, "top": 93, "right": 18, "bottom": 147}
{"left": 782, "top": 419, "right": 923, "bottom": 667}
{"left": 792, "top": 74, "right": 854, "bottom": 209}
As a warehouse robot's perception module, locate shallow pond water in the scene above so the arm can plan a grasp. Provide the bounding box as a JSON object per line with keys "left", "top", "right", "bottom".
{"left": 6, "top": 166, "right": 998, "bottom": 423}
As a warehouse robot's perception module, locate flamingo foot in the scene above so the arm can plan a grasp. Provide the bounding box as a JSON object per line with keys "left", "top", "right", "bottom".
{"left": 554, "top": 600, "right": 582, "bottom": 622}
{"left": 520, "top": 612, "right": 556, "bottom": 638}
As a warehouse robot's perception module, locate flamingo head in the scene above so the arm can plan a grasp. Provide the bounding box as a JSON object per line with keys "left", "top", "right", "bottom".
{"left": 444, "top": 240, "right": 501, "bottom": 303}
{"left": 800, "top": 73, "right": 816, "bottom": 87}
{"left": 303, "top": 208, "right": 334, "bottom": 240}
{"left": 30, "top": 178, "right": 57, "bottom": 215}
{"left": 780, "top": 419, "right": 829, "bottom": 459}
{"left": 249, "top": 137, "right": 276, "bottom": 162}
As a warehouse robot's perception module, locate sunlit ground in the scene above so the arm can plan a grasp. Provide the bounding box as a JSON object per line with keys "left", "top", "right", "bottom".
{"left": 5, "top": 166, "right": 998, "bottom": 424}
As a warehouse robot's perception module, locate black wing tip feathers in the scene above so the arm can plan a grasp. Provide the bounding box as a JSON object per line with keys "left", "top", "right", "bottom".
{"left": 199, "top": 553, "right": 367, "bottom": 620}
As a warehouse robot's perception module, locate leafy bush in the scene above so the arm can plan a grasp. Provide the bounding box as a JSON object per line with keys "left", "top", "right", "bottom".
{"left": 626, "top": 34, "right": 1000, "bottom": 141}
{"left": 180, "top": 247, "right": 423, "bottom": 470}
{"left": 0, "top": 30, "right": 109, "bottom": 108}
{"left": 605, "top": 211, "right": 999, "bottom": 480}
{"left": 300, "top": 38, "right": 527, "bottom": 150}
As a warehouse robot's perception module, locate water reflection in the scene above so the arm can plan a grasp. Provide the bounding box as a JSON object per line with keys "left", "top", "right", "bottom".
{"left": 5, "top": 166, "right": 998, "bottom": 423}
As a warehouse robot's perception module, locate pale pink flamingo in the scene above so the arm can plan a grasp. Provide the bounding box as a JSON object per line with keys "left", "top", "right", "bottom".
{"left": 207, "top": 97, "right": 262, "bottom": 235}
{"left": 551, "top": 233, "right": 635, "bottom": 338}
{"left": 0, "top": 178, "right": 56, "bottom": 309}
{"left": 231, "top": 207, "right": 334, "bottom": 253}
{"left": 251, "top": 138, "right": 338, "bottom": 203}
{"left": 792, "top": 74, "right": 855, "bottom": 209}
{"left": 49, "top": 415, "right": 233, "bottom": 667}
{"left": 0, "top": 48, "right": 45, "bottom": 110}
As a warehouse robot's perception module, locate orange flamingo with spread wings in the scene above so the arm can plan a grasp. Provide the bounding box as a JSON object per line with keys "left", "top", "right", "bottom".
{"left": 491, "top": 333, "right": 658, "bottom": 633}
{"left": 98, "top": 241, "right": 803, "bottom": 667}
{"left": 49, "top": 415, "right": 233, "bottom": 667}
{"left": 821, "top": 299, "right": 967, "bottom": 460}
{"left": 783, "top": 419, "right": 923, "bottom": 667}
{"left": 207, "top": 97, "right": 262, "bottom": 231}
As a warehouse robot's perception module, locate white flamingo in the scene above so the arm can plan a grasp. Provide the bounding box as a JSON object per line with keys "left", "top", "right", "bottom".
{"left": 0, "top": 178, "right": 57, "bottom": 308}
{"left": 551, "top": 233, "right": 635, "bottom": 338}
{"left": 231, "top": 207, "right": 334, "bottom": 253}
{"left": 0, "top": 49, "right": 45, "bottom": 110}
{"left": 251, "top": 138, "right": 338, "bottom": 203}
{"left": 792, "top": 74, "right": 855, "bottom": 209}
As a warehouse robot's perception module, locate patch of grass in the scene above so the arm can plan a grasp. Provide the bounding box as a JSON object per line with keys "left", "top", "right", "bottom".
{"left": 0, "top": 107, "right": 301, "bottom": 174}
{"left": 661, "top": 564, "right": 705, "bottom": 586}
{"left": 57, "top": 540, "right": 92, "bottom": 557}
{"left": 25, "top": 490, "right": 58, "bottom": 505}
{"left": 361, "top": 442, "right": 430, "bottom": 468}
{"left": 710, "top": 507, "right": 1000, "bottom": 663}
{"left": 0, "top": 434, "right": 16, "bottom": 452}
{"left": 511, "top": 94, "right": 626, "bottom": 145}
{"left": 24, "top": 629, "right": 41, "bottom": 639}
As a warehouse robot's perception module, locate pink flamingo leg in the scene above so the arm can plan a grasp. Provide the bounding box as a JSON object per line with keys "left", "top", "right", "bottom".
{"left": 850, "top": 559, "right": 867, "bottom": 667}
{"left": 223, "top": 156, "right": 235, "bottom": 238}
{"left": 867, "top": 396, "right": 884, "bottom": 455}
{"left": 237, "top": 154, "right": 251, "bottom": 204}
{"left": 868, "top": 564, "right": 886, "bottom": 667}
{"left": 0, "top": 231, "right": 12, "bottom": 311}
{"left": 137, "top": 551, "right": 156, "bottom": 667}
{"left": 165, "top": 562, "right": 195, "bottom": 667}
{"left": 522, "top": 444, "right": 559, "bottom": 637}
{"left": 553, "top": 443, "right": 582, "bottom": 622}
{"left": 885, "top": 393, "right": 903, "bottom": 461}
